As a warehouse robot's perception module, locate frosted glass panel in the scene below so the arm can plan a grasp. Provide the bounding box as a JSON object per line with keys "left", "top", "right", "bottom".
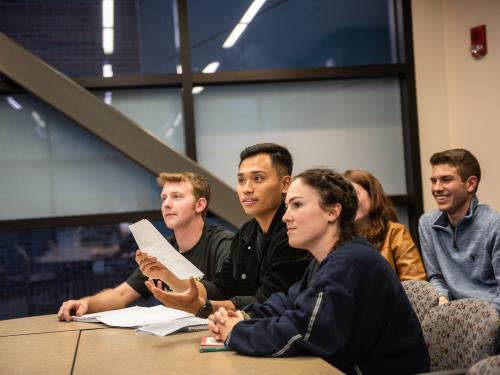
{"left": 0, "top": 94, "right": 160, "bottom": 220}
{"left": 94, "top": 88, "right": 185, "bottom": 154}
{"left": 194, "top": 78, "right": 407, "bottom": 195}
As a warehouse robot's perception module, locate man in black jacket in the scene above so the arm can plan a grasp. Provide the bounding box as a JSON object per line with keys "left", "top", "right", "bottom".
{"left": 136, "top": 143, "right": 312, "bottom": 317}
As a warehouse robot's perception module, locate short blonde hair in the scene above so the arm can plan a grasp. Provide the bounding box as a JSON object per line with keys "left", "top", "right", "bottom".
{"left": 157, "top": 172, "right": 211, "bottom": 218}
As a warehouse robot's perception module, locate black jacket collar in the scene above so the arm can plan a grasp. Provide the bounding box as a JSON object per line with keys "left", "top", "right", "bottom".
{"left": 240, "top": 201, "right": 286, "bottom": 243}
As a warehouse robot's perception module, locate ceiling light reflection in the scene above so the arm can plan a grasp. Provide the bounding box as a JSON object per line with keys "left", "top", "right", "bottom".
{"left": 241, "top": 0, "right": 267, "bottom": 24}
{"left": 202, "top": 61, "right": 220, "bottom": 73}
{"left": 102, "top": 0, "right": 114, "bottom": 55}
{"left": 102, "top": 28, "right": 114, "bottom": 54}
{"left": 103, "top": 64, "right": 113, "bottom": 77}
{"left": 223, "top": 23, "right": 247, "bottom": 49}
{"left": 104, "top": 91, "right": 113, "bottom": 105}
{"left": 6, "top": 96, "right": 23, "bottom": 110}
{"left": 165, "top": 128, "right": 174, "bottom": 139}
{"left": 192, "top": 87, "right": 204, "bottom": 95}
{"left": 31, "top": 111, "right": 46, "bottom": 128}
{"left": 173, "top": 112, "right": 182, "bottom": 127}
{"left": 194, "top": 62, "right": 221, "bottom": 91}
{"left": 102, "top": 0, "right": 114, "bottom": 28}
{"left": 222, "top": 0, "right": 267, "bottom": 49}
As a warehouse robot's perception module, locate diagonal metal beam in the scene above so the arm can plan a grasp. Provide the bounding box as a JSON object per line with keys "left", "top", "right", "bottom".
{"left": 0, "top": 32, "right": 248, "bottom": 228}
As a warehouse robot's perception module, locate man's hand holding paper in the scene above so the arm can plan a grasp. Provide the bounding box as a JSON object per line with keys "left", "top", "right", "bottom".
{"left": 135, "top": 248, "right": 172, "bottom": 281}
{"left": 135, "top": 249, "right": 190, "bottom": 292}
{"left": 130, "top": 219, "right": 211, "bottom": 315}
{"left": 129, "top": 219, "right": 204, "bottom": 283}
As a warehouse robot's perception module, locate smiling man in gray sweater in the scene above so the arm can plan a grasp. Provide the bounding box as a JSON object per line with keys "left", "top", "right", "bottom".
{"left": 419, "top": 149, "right": 500, "bottom": 311}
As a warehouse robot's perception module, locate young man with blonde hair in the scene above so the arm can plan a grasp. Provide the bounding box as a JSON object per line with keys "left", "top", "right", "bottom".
{"left": 57, "top": 172, "right": 233, "bottom": 321}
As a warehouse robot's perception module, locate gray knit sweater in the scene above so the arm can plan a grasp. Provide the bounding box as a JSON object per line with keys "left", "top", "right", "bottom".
{"left": 419, "top": 196, "right": 500, "bottom": 311}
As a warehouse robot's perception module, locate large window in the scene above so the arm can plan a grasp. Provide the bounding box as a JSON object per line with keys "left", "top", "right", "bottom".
{"left": 94, "top": 88, "right": 185, "bottom": 154}
{"left": 188, "top": 0, "right": 398, "bottom": 71}
{"left": 0, "top": 0, "right": 179, "bottom": 77}
{"left": 194, "top": 78, "right": 407, "bottom": 195}
{"left": 0, "top": 93, "right": 160, "bottom": 220}
{"left": 0, "top": 0, "right": 421, "bottom": 319}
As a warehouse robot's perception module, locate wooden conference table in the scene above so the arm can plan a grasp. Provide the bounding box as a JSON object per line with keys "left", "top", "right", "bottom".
{"left": 0, "top": 314, "right": 342, "bottom": 375}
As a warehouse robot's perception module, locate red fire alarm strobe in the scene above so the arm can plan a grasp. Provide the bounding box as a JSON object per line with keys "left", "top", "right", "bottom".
{"left": 470, "top": 25, "right": 487, "bottom": 59}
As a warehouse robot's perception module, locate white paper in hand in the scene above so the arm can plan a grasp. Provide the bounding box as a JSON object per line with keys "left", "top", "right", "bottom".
{"left": 129, "top": 219, "right": 204, "bottom": 280}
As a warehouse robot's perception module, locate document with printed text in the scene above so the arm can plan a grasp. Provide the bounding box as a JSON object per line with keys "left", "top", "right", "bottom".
{"left": 128, "top": 219, "right": 204, "bottom": 280}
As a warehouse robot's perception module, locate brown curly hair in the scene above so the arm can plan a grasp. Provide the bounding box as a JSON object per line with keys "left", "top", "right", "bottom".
{"left": 344, "top": 170, "right": 397, "bottom": 249}
{"left": 295, "top": 168, "right": 358, "bottom": 248}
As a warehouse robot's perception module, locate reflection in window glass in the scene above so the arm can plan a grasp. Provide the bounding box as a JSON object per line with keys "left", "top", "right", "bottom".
{"left": 0, "top": 221, "right": 161, "bottom": 320}
{"left": 0, "top": 215, "right": 235, "bottom": 319}
{"left": 0, "top": 94, "right": 160, "bottom": 220}
{"left": 194, "top": 78, "right": 407, "bottom": 195}
{"left": 0, "top": 0, "right": 178, "bottom": 76}
{"left": 188, "top": 0, "right": 398, "bottom": 72}
{"left": 94, "top": 88, "right": 185, "bottom": 154}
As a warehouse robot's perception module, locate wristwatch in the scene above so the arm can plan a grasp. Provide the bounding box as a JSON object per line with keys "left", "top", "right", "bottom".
{"left": 195, "top": 299, "right": 213, "bottom": 319}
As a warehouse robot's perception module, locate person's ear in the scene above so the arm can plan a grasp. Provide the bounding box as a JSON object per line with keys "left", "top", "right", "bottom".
{"left": 327, "top": 203, "right": 342, "bottom": 223}
{"left": 281, "top": 175, "right": 292, "bottom": 193}
{"left": 194, "top": 197, "right": 208, "bottom": 214}
{"left": 466, "top": 176, "right": 478, "bottom": 194}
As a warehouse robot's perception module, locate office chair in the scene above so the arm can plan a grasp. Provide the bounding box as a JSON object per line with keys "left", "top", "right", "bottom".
{"left": 467, "top": 354, "right": 500, "bottom": 375}
{"left": 401, "top": 280, "right": 439, "bottom": 323}
{"left": 421, "top": 298, "right": 500, "bottom": 371}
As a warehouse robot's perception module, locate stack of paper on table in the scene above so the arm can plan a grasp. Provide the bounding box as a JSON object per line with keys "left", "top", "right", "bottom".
{"left": 73, "top": 305, "right": 189, "bottom": 327}
{"left": 136, "top": 316, "right": 208, "bottom": 336}
{"left": 73, "top": 305, "right": 208, "bottom": 336}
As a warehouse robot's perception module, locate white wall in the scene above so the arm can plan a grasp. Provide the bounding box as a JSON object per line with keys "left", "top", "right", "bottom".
{"left": 413, "top": 0, "right": 500, "bottom": 212}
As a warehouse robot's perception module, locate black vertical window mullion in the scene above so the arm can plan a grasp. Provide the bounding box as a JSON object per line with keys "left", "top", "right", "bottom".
{"left": 176, "top": 0, "right": 197, "bottom": 161}
{"left": 397, "top": 0, "right": 424, "bottom": 240}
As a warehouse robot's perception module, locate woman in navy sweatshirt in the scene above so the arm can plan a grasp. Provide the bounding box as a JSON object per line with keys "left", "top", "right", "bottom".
{"left": 208, "top": 168, "right": 430, "bottom": 375}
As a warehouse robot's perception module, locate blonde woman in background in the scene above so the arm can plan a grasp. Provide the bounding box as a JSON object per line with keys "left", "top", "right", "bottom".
{"left": 345, "top": 170, "right": 426, "bottom": 281}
